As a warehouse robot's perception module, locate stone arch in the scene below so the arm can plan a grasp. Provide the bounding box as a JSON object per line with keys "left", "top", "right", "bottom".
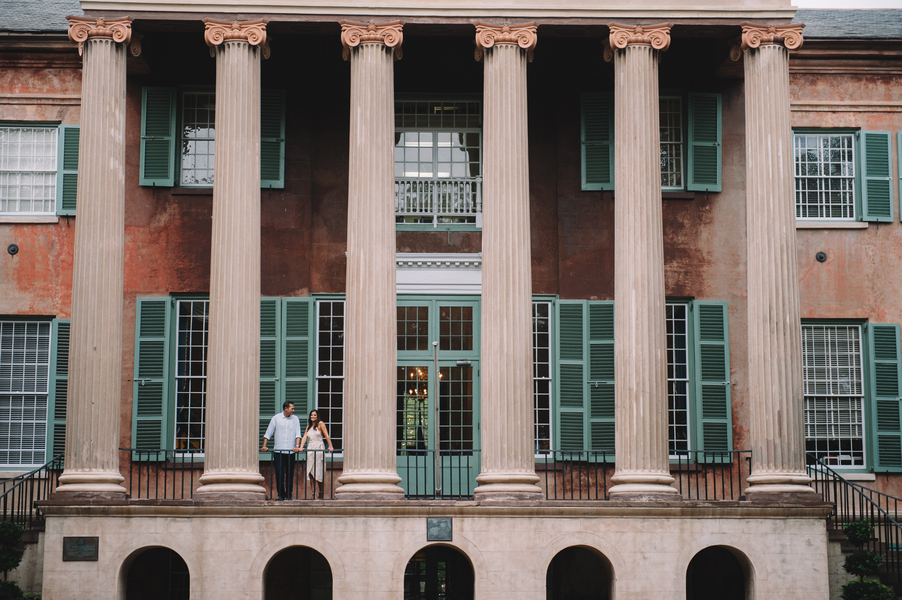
{"left": 683, "top": 543, "right": 757, "bottom": 600}
{"left": 534, "top": 531, "right": 626, "bottom": 597}
{"left": 248, "top": 532, "right": 346, "bottom": 599}
{"left": 117, "top": 544, "right": 194, "bottom": 600}
{"left": 391, "top": 535, "right": 486, "bottom": 599}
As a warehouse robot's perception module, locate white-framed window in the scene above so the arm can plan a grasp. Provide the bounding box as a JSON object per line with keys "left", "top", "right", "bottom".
{"left": 802, "top": 323, "right": 865, "bottom": 468}
{"left": 180, "top": 91, "right": 216, "bottom": 187}
{"left": 316, "top": 300, "right": 345, "bottom": 451}
{"left": 174, "top": 299, "right": 208, "bottom": 453}
{"left": 0, "top": 126, "right": 58, "bottom": 215}
{"left": 533, "top": 301, "right": 552, "bottom": 453}
{"left": 660, "top": 96, "right": 684, "bottom": 190}
{"left": 666, "top": 303, "right": 690, "bottom": 455}
{"left": 794, "top": 132, "right": 856, "bottom": 220}
{"left": 0, "top": 321, "right": 51, "bottom": 467}
{"left": 395, "top": 99, "right": 482, "bottom": 227}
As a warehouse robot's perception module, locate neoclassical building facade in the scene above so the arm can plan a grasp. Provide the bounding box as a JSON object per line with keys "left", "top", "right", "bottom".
{"left": 4, "top": 0, "right": 902, "bottom": 598}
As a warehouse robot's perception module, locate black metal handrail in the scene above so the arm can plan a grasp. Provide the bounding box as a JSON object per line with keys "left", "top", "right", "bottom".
{"left": 537, "top": 449, "right": 752, "bottom": 501}
{"left": 397, "top": 449, "right": 479, "bottom": 499}
{"left": 122, "top": 448, "right": 343, "bottom": 501}
{"left": 808, "top": 455, "right": 902, "bottom": 579}
{"left": 0, "top": 454, "right": 64, "bottom": 528}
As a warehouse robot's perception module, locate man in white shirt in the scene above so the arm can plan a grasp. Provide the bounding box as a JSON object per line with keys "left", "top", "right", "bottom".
{"left": 261, "top": 401, "right": 302, "bottom": 500}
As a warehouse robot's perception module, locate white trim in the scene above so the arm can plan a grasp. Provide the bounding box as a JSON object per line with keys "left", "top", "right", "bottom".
{"left": 396, "top": 252, "right": 482, "bottom": 295}
{"left": 796, "top": 221, "right": 869, "bottom": 229}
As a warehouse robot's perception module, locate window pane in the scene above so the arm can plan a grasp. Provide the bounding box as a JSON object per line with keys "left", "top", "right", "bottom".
{"left": 802, "top": 324, "right": 864, "bottom": 467}
{"left": 0, "top": 320, "right": 51, "bottom": 466}
{"left": 180, "top": 92, "right": 216, "bottom": 187}
{"left": 316, "top": 300, "right": 345, "bottom": 451}
{"left": 794, "top": 133, "right": 856, "bottom": 220}
{"left": 659, "top": 97, "right": 683, "bottom": 189}
{"left": 174, "top": 300, "right": 209, "bottom": 452}
{"left": 666, "top": 304, "right": 690, "bottom": 455}
{"left": 533, "top": 302, "right": 552, "bottom": 453}
{"left": 0, "top": 127, "right": 58, "bottom": 214}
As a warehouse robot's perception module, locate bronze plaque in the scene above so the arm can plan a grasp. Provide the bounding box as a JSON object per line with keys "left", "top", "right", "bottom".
{"left": 426, "top": 517, "right": 452, "bottom": 541}
{"left": 63, "top": 537, "right": 99, "bottom": 561}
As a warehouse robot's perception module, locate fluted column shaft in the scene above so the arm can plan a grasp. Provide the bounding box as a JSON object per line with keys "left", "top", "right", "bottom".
{"left": 742, "top": 39, "right": 815, "bottom": 497}
{"left": 608, "top": 37, "right": 678, "bottom": 499}
{"left": 196, "top": 35, "right": 266, "bottom": 497}
{"left": 335, "top": 23, "right": 404, "bottom": 498}
{"left": 473, "top": 24, "right": 541, "bottom": 500}
{"left": 56, "top": 32, "right": 129, "bottom": 495}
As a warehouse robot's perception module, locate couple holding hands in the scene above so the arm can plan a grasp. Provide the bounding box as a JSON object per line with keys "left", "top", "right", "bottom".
{"left": 261, "top": 401, "right": 334, "bottom": 500}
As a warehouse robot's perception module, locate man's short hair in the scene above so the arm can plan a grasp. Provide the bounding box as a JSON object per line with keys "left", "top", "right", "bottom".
{"left": 283, "top": 401, "right": 294, "bottom": 410}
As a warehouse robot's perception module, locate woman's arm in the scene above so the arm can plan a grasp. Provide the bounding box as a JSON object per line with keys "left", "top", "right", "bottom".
{"left": 298, "top": 427, "right": 308, "bottom": 451}
{"left": 319, "top": 422, "right": 334, "bottom": 452}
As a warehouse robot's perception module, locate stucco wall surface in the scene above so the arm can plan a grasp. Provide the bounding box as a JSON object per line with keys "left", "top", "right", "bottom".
{"left": 39, "top": 511, "right": 828, "bottom": 600}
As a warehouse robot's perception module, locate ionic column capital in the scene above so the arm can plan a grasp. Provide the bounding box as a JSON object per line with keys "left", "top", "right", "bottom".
{"left": 607, "top": 23, "right": 672, "bottom": 55}
{"left": 474, "top": 22, "right": 538, "bottom": 62}
{"left": 204, "top": 19, "right": 269, "bottom": 57}
{"left": 340, "top": 21, "right": 404, "bottom": 61}
{"left": 66, "top": 16, "right": 133, "bottom": 56}
{"left": 732, "top": 22, "right": 804, "bottom": 60}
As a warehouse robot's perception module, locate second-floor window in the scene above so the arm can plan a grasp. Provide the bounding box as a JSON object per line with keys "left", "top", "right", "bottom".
{"left": 180, "top": 92, "right": 216, "bottom": 187}
{"left": 395, "top": 99, "right": 482, "bottom": 228}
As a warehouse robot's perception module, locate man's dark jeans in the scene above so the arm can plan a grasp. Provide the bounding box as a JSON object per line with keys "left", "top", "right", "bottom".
{"left": 272, "top": 451, "right": 295, "bottom": 500}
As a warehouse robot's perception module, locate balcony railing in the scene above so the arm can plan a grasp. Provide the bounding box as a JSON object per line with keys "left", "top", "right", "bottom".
{"left": 398, "top": 449, "right": 479, "bottom": 500}
{"left": 395, "top": 177, "right": 482, "bottom": 226}
{"left": 537, "top": 450, "right": 752, "bottom": 501}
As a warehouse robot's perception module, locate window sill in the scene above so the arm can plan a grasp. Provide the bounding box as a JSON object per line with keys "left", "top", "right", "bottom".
{"left": 796, "top": 221, "right": 869, "bottom": 229}
{"left": 0, "top": 216, "right": 60, "bottom": 224}
{"left": 397, "top": 224, "right": 481, "bottom": 232}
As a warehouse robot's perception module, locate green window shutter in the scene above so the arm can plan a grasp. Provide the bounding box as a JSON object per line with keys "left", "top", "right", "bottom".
{"left": 687, "top": 93, "right": 722, "bottom": 193}
{"left": 869, "top": 323, "right": 902, "bottom": 472}
{"left": 55, "top": 125, "right": 79, "bottom": 216}
{"left": 261, "top": 90, "right": 286, "bottom": 189}
{"left": 861, "top": 131, "right": 893, "bottom": 223}
{"left": 581, "top": 92, "right": 614, "bottom": 191}
{"left": 47, "top": 319, "right": 70, "bottom": 462}
{"left": 556, "top": 301, "right": 587, "bottom": 451}
{"left": 140, "top": 87, "right": 177, "bottom": 187}
{"left": 587, "top": 302, "right": 615, "bottom": 452}
{"left": 692, "top": 301, "right": 732, "bottom": 457}
{"left": 259, "top": 298, "right": 282, "bottom": 460}
{"left": 132, "top": 298, "right": 172, "bottom": 453}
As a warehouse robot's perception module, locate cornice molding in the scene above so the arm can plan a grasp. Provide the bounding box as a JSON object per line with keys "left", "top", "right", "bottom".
{"left": 66, "top": 16, "right": 133, "bottom": 56}
{"left": 203, "top": 19, "right": 269, "bottom": 56}
{"left": 731, "top": 22, "right": 804, "bottom": 60}
{"left": 607, "top": 23, "right": 672, "bottom": 52}
{"left": 474, "top": 22, "right": 538, "bottom": 62}
{"left": 339, "top": 20, "right": 404, "bottom": 61}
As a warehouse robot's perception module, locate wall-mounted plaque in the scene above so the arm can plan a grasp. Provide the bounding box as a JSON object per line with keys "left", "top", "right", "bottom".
{"left": 426, "top": 518, "right": 452, "bottom": 541}
{"left": 63, "top": 537, "right": 99, "bottom": 561}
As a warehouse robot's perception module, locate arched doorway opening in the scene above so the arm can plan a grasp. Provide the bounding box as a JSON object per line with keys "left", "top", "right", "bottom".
{"left": 686, "top": 545, "right": 751, "bottom": 600}
{"left": 404, "top": 545, "right": 474, "bottom": 600}
{"left": 264, "top": 546, "right": 333, "bottom": 600}
{"left": 546, "top": 545, "right": 613, "bottom": 600}
{"left": 124, "top": 547, "right": 189, "bottom": 600}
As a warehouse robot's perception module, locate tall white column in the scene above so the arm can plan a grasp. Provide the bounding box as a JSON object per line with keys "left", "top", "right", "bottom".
{"left": 56, "top": 17, "right": 133, "bottom": 496}
{"left": 195, "top": 20, "right": 269, "bottom": 499}
{"left": 736, "top": 24, "right": 816, "bottom": 499}
{"left": 335, "top": 21, "right": 405, "bottom": 499}
{"left": 472, "top": 23, "right": 542, "bottom": 501}
{"left": 605, "top": 24, "right": 680, "bottom": 500}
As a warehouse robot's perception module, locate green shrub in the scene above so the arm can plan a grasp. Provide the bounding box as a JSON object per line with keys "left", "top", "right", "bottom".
{"left": 0, "top": 522, "right": 23, "bottom": 576}
{"left": 844, "top": 551, "right": 886, "bottom": 577}
{"left": 841, "top": 520, "right": 895, "bottom": 600}
{"left": 845, "top": 520, "right": 876, "bottom": 548}
{"left": 840, "top": 580, "right": 894, "bottom": 600}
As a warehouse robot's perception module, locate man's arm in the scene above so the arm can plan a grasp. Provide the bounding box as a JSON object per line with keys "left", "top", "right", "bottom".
{"left": 261, "top": 415, "right": 276, "bottom": 452}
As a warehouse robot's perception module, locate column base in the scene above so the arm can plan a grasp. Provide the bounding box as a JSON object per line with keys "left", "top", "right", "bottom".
{"left": 474, "top": 471, "right": 543, "bottom": 501}
{"left": 608, "top": 471, "right": 679, "bottom": 501}
{"left": 56, "top": 470, "right": 127, "bottom": 496}
{"left": 744, "top": 471, "right": 818, "bottom": 501}
{"left": 335, "top": 471, "right": 405, "bottom": 499}
{"left": 195, "top": 470, "right": 266, "bottom": 499}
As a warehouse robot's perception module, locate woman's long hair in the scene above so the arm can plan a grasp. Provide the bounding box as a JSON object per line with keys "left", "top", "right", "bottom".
{"left": 307, "top": 410, "right": 320, "bottom": 432}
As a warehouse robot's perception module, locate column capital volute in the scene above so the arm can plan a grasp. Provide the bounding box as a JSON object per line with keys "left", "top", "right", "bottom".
{"left": 733, "top": 22, "right": 804, "bottom": 59}
{"left": 339, "top": 21, "right": 404, "bottom": 61}
{"left": 474, "top": 22, "right": 538, "bottom": 62}
{"left": 204, "top": 19, "right": 269, "bottom": 54}
{"left": 607, "top": 23, "right": 672, "bottom": 56}
{"left": 66, "top": 16, "right": 133, "bottom": 56}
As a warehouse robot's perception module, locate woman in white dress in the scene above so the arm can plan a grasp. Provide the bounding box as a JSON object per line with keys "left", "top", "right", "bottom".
{"left": 298, "top": 410, "right": 334, "bottom": 499}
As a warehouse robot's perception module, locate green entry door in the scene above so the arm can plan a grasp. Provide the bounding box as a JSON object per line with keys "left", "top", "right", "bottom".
{"left": 396, "top": 299, "right": 481, "bottom": 497}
